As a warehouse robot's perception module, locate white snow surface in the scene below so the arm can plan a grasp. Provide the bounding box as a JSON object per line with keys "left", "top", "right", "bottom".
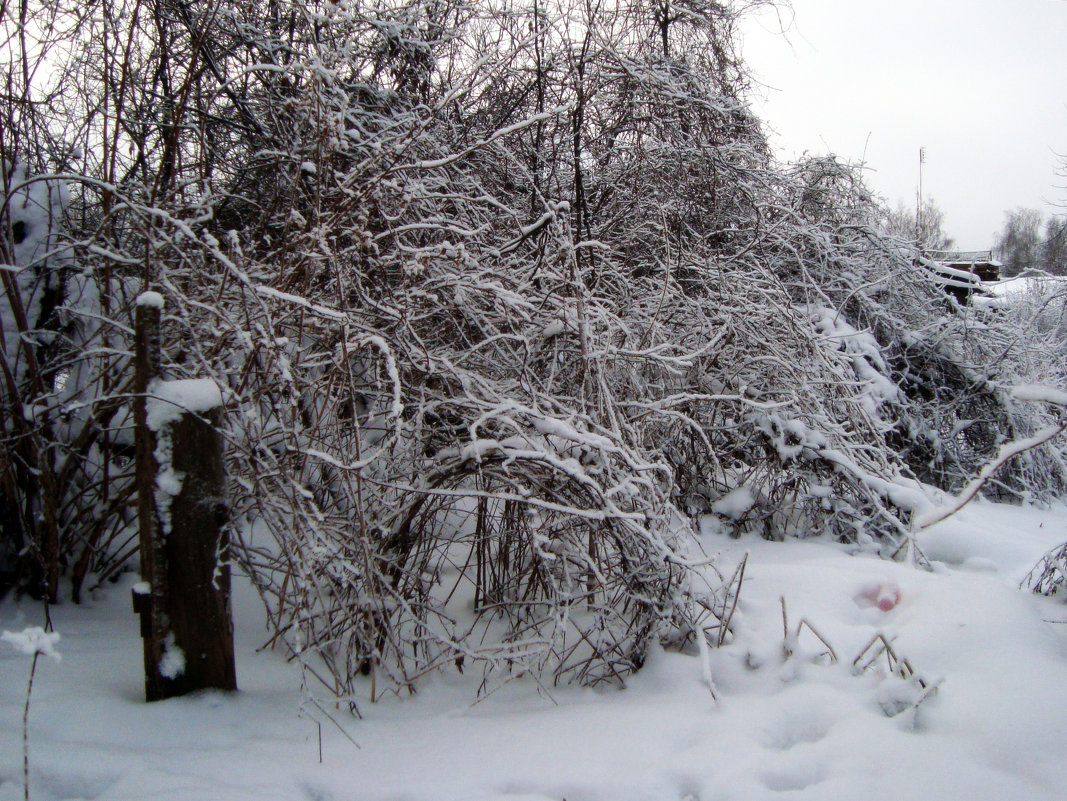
{"left": 711, "top": 486, "right": 756, "bottom": 520}
{"left": 987, "top": 274, "right": 1067, "bottom": 298}
{"left": 3, "top": 501, "right": 1067, "bottom": 800}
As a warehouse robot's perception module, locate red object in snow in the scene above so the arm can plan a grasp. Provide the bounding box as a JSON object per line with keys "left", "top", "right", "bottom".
{"left": 856, "top": 581, "right": 902, "bottom": 612}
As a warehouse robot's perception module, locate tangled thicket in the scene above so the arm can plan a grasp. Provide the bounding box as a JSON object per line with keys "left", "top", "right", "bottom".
{"left": 3, "top": 0, "right": 1066, "bottom": 697}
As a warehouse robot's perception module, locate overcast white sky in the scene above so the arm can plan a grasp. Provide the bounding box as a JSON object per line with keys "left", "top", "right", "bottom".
{"left": 739, "top": 0, "right": 1067, "bottom": 248}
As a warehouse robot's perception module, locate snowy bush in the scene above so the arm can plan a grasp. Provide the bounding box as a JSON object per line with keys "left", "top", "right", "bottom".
{"left": 1, "top": 155, "right": 144, "bottom": 602}
{"left": 3, "top": 0, "right": 1066, "bottom": 701}
{"left": 1, "top": 160, "right": 77, "bottom": 599}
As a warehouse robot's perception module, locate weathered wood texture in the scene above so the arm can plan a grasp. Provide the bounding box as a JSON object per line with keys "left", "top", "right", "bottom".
{"left": 162, "top": 406, "right": 237, "bottom": 696}
{"left": 133, "top": 303, "right": 235, "bottom": 701}
{"left": 133, "top": 303, "right": 168, "bottom": 701}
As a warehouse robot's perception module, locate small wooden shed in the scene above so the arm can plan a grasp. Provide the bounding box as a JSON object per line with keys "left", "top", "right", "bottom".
{"left": 928, "top": 250, "right": 1002, "bottom": 282}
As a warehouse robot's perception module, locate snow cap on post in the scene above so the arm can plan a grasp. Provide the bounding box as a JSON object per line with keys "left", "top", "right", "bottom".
{"left": 136, "top": 291, "right": 165, "bottom": 310}
{"left": 146, "top": 379, "right": 224, "bottom": 432}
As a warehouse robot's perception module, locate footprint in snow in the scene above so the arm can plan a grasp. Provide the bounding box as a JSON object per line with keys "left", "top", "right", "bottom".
{"left": 759, "top": 761, "right": 825, "bottom": 793}
{"left": 760, "top": 715, "right": 832, "bottom": 752}
{"left": 29, "top": 765, "right": 121, "bottom": 801}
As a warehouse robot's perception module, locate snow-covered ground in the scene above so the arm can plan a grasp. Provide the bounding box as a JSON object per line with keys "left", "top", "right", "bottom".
{"left": 3, "top": 501, "right": 1067, "bottom": 801}
{"left": 985, "top": 274, "right": 1067, "bottom": 298}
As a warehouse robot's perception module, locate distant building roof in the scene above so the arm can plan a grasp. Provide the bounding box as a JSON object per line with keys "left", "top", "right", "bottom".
{"left": 925, "top": 250, "right": 1001, "bottom": 283}
{"left": 926, "top": 250, "right": 1002, "bottom": 267}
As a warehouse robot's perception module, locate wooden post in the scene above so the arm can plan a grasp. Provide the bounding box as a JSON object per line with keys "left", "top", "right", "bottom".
{"left": 133, "top": 298, "right": 170, "bottom": 701}
{"left": 133, "top": 293, "right": 236, "bottom": 700}
{"left": 162, "top": 404, "right": 237, "bottom": 695}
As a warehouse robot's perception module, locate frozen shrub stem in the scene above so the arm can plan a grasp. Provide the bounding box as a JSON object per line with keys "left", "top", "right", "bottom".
{"left": 852, "top": 633, "right": 942, "bottom": 717}
{"left": 779, "top": 596, "right": 837, "bottom": 664}
{"left": 21, "top": 653, "right": 36, "bottom": 801}
{"left": 717, "top": 553, "right": 747, "bottom": 648}
{"left": 2, "top": 627, "right": 61, "bottom": 801}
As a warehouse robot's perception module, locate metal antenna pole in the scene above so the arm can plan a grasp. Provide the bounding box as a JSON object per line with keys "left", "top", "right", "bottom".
{"left": 916, "top": 147, "right": 926, "bottom": 249}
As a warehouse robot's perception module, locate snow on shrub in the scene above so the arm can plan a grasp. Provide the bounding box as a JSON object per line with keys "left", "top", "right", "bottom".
{"left": 4, "top": 0, "right": 1067, "bottom": 703}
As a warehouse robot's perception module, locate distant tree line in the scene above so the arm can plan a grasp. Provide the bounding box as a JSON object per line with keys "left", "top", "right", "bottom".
{"left": 995, "top": 208, "right": 1067, "bottom": 277}
{"left": 879, "top": 198, "right": 954, "bottom": 253}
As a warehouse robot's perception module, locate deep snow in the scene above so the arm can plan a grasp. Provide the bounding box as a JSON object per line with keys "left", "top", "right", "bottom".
{"left": 2, "top": 501, "right": 1066, "bottom": 801}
